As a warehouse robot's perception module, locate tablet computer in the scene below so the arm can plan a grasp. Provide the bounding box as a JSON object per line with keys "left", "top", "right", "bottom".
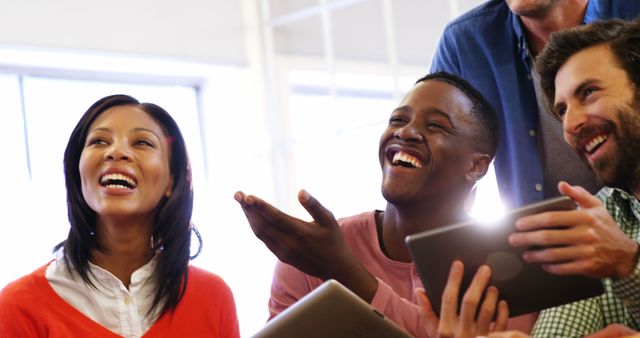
{"left": 405, "top": 196, "right": 604, "bottom": 317}
{"left": 252, "top": 279, "right": 412, "bottom": 338}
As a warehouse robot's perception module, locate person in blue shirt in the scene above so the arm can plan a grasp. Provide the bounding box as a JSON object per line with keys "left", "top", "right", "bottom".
{"left": 430, "top": 0, "right": 640, "bottom": 208}
{"left": 419, "top": 17, "right": 640, "bottom": 338}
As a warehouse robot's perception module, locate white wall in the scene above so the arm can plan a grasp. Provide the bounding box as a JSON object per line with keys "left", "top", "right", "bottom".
{"left": 0, "top": 0, "right": 247, "bottom": 64}
{"left": 0, "top": 0, "right": 488, "bottom": 67}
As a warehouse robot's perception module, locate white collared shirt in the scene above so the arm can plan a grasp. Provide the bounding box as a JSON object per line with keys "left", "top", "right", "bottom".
{"left": 45, "top": 251, "right": 160, "bottom": 338}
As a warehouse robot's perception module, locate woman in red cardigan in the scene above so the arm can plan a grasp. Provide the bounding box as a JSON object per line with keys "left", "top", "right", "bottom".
{"left": 0, "top": 94, "right": 239, "bottom": 337}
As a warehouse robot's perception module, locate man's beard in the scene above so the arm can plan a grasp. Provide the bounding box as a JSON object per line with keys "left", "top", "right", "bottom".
{"left": 571, "top": 99, "right": 640, "bottom": 191}
{"left": 506, "top": 0, "right": 557, "bottom": 19}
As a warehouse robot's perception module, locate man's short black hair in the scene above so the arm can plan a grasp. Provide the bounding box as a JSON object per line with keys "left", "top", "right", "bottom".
{"left": 416, "top": 71, "right": 500, "bottom": 158}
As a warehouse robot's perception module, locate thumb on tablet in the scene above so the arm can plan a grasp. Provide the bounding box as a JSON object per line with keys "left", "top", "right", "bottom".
{"left": 558, "top": 181, "right": 600, "bottom": 209}
{"left": 416, "top": 288, "right": 439, "bottom": 336}
{"left": 416, "top": 288, "right": 438, "bottom": 319}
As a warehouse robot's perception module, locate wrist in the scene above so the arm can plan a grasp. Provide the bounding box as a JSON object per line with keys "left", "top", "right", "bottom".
{"left": 619, "top": 241, "right": 640, "bottom": 279}
{"left": 332, "top": 256, "right": 377, "bottom": 302}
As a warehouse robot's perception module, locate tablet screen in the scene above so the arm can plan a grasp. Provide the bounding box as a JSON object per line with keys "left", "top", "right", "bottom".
{"left": 406, "top": 196, "right": 604, "bottom": 317}
{"left": 252, "top": 280, "right": 412, "bottom": 338}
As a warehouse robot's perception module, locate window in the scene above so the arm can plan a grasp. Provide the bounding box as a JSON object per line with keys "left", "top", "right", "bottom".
{"left": 0, "top": 74, "right": 32, "bottom": 288}
{"left": 0, "top": 50, "right": 275, "bottom": 337}
{"left": 285, "top": 71, "right": 394, "bottom": 217}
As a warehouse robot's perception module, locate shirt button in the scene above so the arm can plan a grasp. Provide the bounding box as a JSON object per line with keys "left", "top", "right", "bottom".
{"left": 124, "top": 296, "right": 132, "bottom": 305}
{"left": 535, "top": 183, "right": 542, "bottom": 192}
{"left": 527, "top": 74, "right": 532, "bottom": 80}
{"left": 529, "top": 129, "right": 536, "bottom": 137}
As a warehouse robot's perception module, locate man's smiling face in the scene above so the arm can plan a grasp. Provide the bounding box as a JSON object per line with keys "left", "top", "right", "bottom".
{"left": 378, "top": 79, "right": 480, "bottom": 205}
{"left": 554, "top": 44, "right": 640, "bottom": 190}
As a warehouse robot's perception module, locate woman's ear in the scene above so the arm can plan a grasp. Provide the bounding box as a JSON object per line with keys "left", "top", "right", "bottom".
{"left": 466, "top": 153, "right": 491, "bottom": 183}
{"left": 165, "top": 177, "right": 174, "bottom": 198}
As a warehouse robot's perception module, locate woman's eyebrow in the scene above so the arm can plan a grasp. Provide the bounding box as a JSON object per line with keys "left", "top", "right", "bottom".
{"left": 132, "top": 127, "right": 162, "bottom": 140}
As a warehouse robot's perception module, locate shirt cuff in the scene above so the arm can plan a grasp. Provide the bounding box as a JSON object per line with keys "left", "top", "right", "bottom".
{"left": 612, "top": 256, "right": 640, "bottom": 319}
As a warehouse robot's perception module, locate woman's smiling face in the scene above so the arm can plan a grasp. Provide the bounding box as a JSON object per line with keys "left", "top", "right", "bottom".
{"left": 79, "top": 105, "right": 173, "bottom": 222}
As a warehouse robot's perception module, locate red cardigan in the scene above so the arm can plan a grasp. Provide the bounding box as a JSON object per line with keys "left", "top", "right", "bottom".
{"left": 0, "top": 263, "right": 240, "bottom": 337}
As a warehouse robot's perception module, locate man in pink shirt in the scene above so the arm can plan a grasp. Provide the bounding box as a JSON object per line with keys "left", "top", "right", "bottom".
{"left": 235, "top": 72, "right": 513, "bottom": 337}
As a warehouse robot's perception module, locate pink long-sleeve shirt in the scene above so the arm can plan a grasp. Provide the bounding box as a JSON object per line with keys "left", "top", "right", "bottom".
{"left": 269, "top": 211, "right": 429, "bottom": 337}
{"left": 268, "top": 210, "right": 537, "bottom": 337}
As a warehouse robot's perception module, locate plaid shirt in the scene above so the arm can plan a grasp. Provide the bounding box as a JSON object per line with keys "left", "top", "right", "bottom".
{"left": 532, "top": 187, "right": 640, "bottom": 337}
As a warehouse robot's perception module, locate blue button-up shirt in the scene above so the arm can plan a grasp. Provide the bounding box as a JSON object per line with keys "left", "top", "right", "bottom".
{"left": 430, "top": 0, "right": 640, "bottom": 208}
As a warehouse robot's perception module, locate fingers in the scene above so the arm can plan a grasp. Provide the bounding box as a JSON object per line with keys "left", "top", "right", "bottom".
{"left": 510, "top": 210, "right": 603, "bottom": 248}
{"left": 233, "top": 191, "right": 245, "bottom": 203}
{"left": 416, "top": 288, "right": 441, "bottom": 337}
{"left": 522, "top": 244, "right": 589, "bottom": 264}
{"left": 236, "top": 191, "right": 305, "bottom": 232}
{"left": 416, "top": 288, "right": 431, "bottom": 311}
{"left": 440, "top": 262, "right": 507, "bottom": 338}
{"left": 254, "top": 227, "right": 287, "bottom": 257}
{"left": 510, "top": 225, "right": 593, "bottom": 248}
{"left": 540, "top": 259, "right": 598, "bottom": 276}
{"left": 298, "top": 190, "right": 337, "bottom": 227}
{"left": 239, "top": 204, "right": 289, "bottom": 251}
{"left": 459, "top": 265, "right": 491, "bottom": 327}
{"left": 476, "top": 285, "right": 498, "bottom": 335}
{"left": 235, "top": 196, "right": 290, "bottom": 258}
{"left": 509, "top": 228, "right": 566, "bottom": 248}
{"left": 486, "top": 330, "right": 528, "bottom": 338}
{"left": 416, "top": 288, "right": 436, "bottom": 318}
{"left": 233, "top": 191, "right": 299, "bottom": 251}
{"left": 237, "top": 190, "right": 337, "bottom": 234}
{"left": 514, "top": 208, "right": 584, "bottom": 232}
{"left": 493, "top": 300, "right": 509, "bottom": 332}
{"left": 439, "top": 261, "right": 464, "bottom": 336}
{"left": 514, "top": 183, "right": 603, "bottom": 233}
{"left": 441, "top": 260, "right": 464, "bottom": 316}
{"left": 558, "top": 181, "right": 601, "bottom": 209}
{"left": 233, "top": 190, "right": 260, "bottom": 207}
{"left": 437, "top": 262, "right": 510, "bottom": 338}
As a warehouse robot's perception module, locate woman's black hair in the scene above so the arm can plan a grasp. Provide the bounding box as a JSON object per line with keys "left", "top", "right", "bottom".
{"left": 55, "top": 94, "right": 197, "bottom": 317}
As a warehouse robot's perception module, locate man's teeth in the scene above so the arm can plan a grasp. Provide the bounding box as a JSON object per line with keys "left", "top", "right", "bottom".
{"left": 392, "top": 152, "right": 423, "bottom": 168}
{"left": 585, "top": 135, "right": 608, "bottom": 153}
{"left": 100, "top": 173, "right": 137, "bottom": 188}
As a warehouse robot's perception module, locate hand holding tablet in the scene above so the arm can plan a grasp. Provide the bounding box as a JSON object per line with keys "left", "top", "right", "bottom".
{"left": 406, "top": 196, "right": 604, "bottom": 317}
